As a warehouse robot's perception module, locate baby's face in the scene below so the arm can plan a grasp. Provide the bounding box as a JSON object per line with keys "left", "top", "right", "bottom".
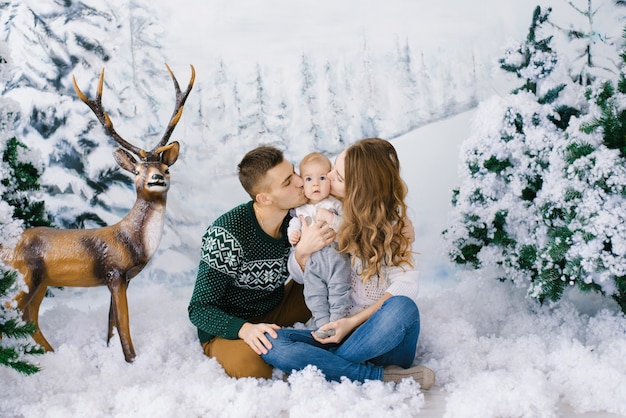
{"left": 301, "top": 160, "right": 331, "bottom": 204}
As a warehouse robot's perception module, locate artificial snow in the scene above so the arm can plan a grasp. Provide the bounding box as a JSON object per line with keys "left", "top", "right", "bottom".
{"left": 1, "top": 111, "right": 625, "bottom": 418}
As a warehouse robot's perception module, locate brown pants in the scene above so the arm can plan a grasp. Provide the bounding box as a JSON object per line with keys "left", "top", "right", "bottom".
{"left": 201, "top": 280, "right": 311, "bottom": 379}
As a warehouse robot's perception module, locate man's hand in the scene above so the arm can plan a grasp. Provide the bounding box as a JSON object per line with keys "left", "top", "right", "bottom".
{"left": 238, "top": 322, "right": 280, "bottom": 355}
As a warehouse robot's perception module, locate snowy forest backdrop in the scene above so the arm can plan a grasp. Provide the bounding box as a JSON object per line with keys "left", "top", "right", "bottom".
{"left": 2, "top": 1, "right": 626, "bottom": 416}
{"left": 1, "top": 0, "right": 522, "bottom": 283}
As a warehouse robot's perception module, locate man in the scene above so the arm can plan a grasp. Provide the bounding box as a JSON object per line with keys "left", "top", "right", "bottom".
{"left": 188, "top": 145, "right": 336, "bottom": 378}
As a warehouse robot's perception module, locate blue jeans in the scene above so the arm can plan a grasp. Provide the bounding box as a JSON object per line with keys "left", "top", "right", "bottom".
{"left": 261, "top": 295, "right": 420, "bottom": 382}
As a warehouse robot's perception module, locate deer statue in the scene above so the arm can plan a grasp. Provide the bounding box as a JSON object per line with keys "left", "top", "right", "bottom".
{"left": 2, "top": 64, "right": 195, "bottom": 362}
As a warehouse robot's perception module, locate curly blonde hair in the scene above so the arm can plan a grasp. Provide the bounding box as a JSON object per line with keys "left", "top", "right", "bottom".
{"left": 337, "top": 138, "right": 414, "bottom": 282}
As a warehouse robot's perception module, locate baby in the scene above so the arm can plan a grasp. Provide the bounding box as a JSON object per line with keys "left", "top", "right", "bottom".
{"left": 288, "top": 152, "right": 352, "bottom": 338}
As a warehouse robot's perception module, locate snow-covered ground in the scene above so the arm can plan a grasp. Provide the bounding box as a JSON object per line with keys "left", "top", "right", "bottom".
{"left": 1, "top": 111, "right": 625, "bottom": 418}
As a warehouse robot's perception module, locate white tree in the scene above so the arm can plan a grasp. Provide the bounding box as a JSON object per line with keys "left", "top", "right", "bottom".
{"left": 0, "top": 0, "right": 169, "bottom": 228}
{"left": 550, "top": 0, "right": 622, "bottom": 85}
{"left": 354, "top": 39, "right": 384, "bottom": 138}
{"left": 299, "top": 53, "right": 326, "bottom": 151}
{"left": 319, "top": 59, "right": 349, "bottom": 154}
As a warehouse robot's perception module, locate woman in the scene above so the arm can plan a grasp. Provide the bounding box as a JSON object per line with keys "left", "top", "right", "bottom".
{"left": 261, "top": 138, "right": 435, "bottom": 389}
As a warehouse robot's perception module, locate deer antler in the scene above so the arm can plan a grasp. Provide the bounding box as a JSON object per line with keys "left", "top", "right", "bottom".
{"left": 72, "top": 64, "right": 196, "bottom": 160}
{"left": 156, "top": 64, "right": 196, "bottom": 150}
{"left": 72, "top": 69, "right": 147, "bottom": 158}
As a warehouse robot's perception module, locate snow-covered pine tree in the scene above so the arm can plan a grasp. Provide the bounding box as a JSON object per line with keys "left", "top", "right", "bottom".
{"left": 444, "top": 3, "right": 626, "bottom": 313}
{"left": 299, "top": 53, "right": 327, "bottom": 152}
{"left": 0, "top": 0, "right": 168, "bottom": 230}
{"left": 1, "top": 0, "right": 118, "bottom": 228}
{"left": 556, "top": 31, "right": 626, "bottom": 312}
{"left": 435, "top": 51, "right": 461, "bottom": 118}
{"left": 442, "top": 6, "right": 587, "bottom": 301}
{"left": 0, "top": 263, "right": 45, "bottom": 375}
{"left": 388, "top": 38, "right": 424, "bottom": 135}
{"left": 258, "top": 65, "right": 291, "bottom": 152}
{"left": 320, "top": 59, "right": 349, "bottom": 154}
{"left": 0, "top": 41, "right": 45, "bottom": 375}
{"left": 194, "top": 60, "right": 241, "bottom": 175}
{"left": 416, "top": 51, "right": 436, "bottom": 122}
{"left": 2, "top": 136, "right": 51, "bottom": 229}
{"left": 244, "top": 63, "right": 284, "bottom": 149}
{"left": 337, "top": 59, "right": 364, "bottom": 147}
{"left": 355, "top": 39, "right": 384, "bottom": 138}
{"left": 268, "top": 76, "right": 291, "bottom": 152}
{"left": 0, "top": 133, "right": 47, "bottom": 375}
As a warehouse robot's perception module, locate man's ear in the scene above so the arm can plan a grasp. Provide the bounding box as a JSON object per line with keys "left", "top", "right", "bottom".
{"left": 256, "top": 192, "right": 271, "bottom": 206}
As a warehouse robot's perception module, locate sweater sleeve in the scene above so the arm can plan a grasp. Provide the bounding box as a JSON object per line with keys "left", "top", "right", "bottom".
{"left": 188, "top": 228, "right": 247, "bottom": 341}
{"left": 287, "top": 248, "right": 305, "bottom": 284}
{"left": 385, "top": 265, "right": 420, "bottom": 303}
{"left": 287, "top": 214, "right": 302, "bottom": 240}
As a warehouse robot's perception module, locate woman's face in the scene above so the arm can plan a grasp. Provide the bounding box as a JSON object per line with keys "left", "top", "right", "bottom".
{"left": 328, "top": 150, "right": 346, "bottom": 199}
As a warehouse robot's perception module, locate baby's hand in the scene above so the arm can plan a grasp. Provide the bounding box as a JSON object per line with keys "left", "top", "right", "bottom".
{"left": 289, "top": 230, "right": 301, "bottom": 245}
{"left": 315, "top": 208, "right": 335, "bottom": 227}
{"left": 314, "top": 328, "right": 336, "bottom": 339}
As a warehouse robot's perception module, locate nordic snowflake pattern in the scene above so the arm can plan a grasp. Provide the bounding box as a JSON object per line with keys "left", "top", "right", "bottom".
{"left": 200, "top": 226, "right": 288, "bottom": 291}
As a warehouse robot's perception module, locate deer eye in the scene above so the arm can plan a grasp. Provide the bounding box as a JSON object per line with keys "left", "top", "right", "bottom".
{"left": 134, "top": 170, "right": 140, "bottom": 175}
{"left": 165, "top": 168, "right": 170, "bottom": 175}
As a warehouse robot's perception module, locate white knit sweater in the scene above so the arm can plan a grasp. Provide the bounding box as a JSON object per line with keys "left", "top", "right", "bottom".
{"left": 288, "top": 252, "right": 419, "bottom": 315}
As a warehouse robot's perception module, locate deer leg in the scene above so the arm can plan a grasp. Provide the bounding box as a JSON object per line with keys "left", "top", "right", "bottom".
{"left": 107, "top": 294, "right": 116, "bottom": 346}
{"left": 16, "top": 283, "right": 54, "bottom": 352}
{"left": 107, "top": 279, "right": 136, "bottom": 363}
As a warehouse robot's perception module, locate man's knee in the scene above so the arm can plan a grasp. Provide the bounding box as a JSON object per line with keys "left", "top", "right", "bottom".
{"left": 221, "top": 351, "right": 273, "bottom": 379}
{"left": 202, "top": 338, "right": 273, "bottom": 379}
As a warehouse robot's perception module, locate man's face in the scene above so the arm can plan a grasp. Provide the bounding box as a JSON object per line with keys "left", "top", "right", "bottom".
{"left": 301, "top": 160, "right": 331, "bottom": 204}
{"left": 263, "top": 159, "right": 306, "bottom": 210}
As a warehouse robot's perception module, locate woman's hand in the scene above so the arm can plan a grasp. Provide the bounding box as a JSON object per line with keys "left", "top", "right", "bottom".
{"left": 398, "top": 218, "right": 415, "bottom": 243}
{"left": 311, "top": 317, "right": 358, "bottom": 344}
{"left": 314, "top": 293, "right": 394, "bottom": 345}
{"left": 294, "top": 215, "right": 336, "bottom": 270}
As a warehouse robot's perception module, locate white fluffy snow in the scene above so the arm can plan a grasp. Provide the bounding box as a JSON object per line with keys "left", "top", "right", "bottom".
{"left": 1, "top": 111, "right": 625, "bottom": 418}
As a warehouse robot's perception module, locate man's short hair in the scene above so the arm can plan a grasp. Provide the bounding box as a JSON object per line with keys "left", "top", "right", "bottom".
{"left": 238, "top": 145, "right": 284, "bottom": 200}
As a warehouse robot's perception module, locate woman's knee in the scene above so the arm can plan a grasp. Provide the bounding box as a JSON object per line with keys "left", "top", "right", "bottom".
{"left": 385, "top": 295, "right": 419, "bottom": 318}
{"left": 262, "top": 330, "right": 290, "bottom": 361}
{"left": 262, "top": 329, "right": 312, "bottom": 368}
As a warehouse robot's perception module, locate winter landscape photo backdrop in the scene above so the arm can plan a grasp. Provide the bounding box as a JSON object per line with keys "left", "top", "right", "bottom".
{"left": 1, "top": 0, "right": 626, "bottom": 417}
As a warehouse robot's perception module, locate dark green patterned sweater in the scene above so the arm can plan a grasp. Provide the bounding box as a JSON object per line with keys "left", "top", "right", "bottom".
{"left": 188, "top": 201, "right": 292, "bottom": 343}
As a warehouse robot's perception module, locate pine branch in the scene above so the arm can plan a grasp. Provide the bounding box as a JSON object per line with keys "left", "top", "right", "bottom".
{"left": 0, "top": 269, "right": 18, "bottom": 293}
{"left": 0, "top": 318, "right": 37, "bottom": 339}
{"left": 0, "top": 347, "right": 41, "bottom": 375}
